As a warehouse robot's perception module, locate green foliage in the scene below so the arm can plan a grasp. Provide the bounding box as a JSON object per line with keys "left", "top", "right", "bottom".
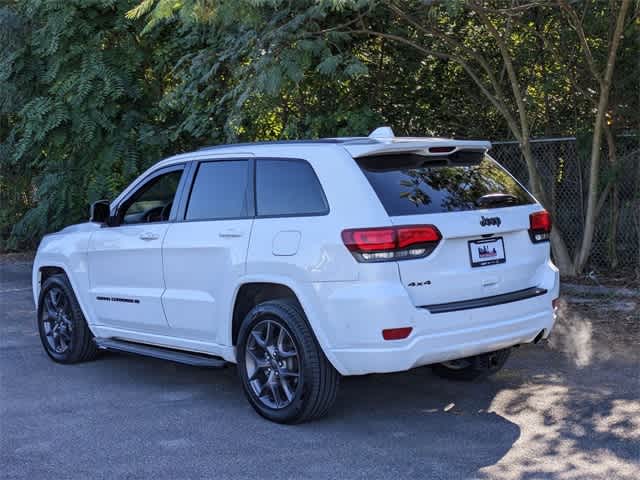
{"left": 0, "top": 0, "right": 637, "bottom": 251}
{"left": 1, "top": 0, "right": 169, "bottom": 249}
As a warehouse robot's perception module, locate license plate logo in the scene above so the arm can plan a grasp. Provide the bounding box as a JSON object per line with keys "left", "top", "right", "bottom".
{"left": 478, "top": 244, "right": 498, "bottom": 258}
{"left": 469, "top": 237, "right": 506, "bottom": 267}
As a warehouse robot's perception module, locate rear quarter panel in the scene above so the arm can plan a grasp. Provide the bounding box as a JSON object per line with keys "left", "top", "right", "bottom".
{"left": 241, "top": 145, "right": 394, "bottom": 370}
{"left": 244, "top": 144, "right": 391, "bottom": 285}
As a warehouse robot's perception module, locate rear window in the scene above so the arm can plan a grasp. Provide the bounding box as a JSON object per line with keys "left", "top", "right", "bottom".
{"left": 256, "top": 159, "right": 328, "bottom": 217}
{"left": 357, "top": 153, "right": 534, "bottom": 216}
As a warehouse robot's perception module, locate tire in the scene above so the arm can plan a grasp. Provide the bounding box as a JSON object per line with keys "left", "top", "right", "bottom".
{"left": 431, "top": 348, "right": 511, "bottom": 382}
{"left": 37, "top": 274, "right": 98, "bottom": 364}
{"left": 236, "top": 299, "right": 339, "bottom": 424}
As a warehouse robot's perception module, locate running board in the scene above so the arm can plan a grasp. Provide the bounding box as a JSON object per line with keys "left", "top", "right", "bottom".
{"left": 95, "top": 338, "right": 227, "bottom": 368}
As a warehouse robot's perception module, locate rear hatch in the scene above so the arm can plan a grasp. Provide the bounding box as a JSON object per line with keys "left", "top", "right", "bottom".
{"left": 354, "top": 150, "right": 548, "bottom": 308}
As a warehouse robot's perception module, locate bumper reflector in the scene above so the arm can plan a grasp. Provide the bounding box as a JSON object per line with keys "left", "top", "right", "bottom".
{"left": 382, "top": 327, "right": 413, "bottom": 340}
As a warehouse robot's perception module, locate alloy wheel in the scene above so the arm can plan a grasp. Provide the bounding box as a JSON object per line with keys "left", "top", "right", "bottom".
{"left": 245, "top": 319, "right": 301, "bottom": 409}
{"left": 41, "top": 287, "right": 74, "bottom": 354}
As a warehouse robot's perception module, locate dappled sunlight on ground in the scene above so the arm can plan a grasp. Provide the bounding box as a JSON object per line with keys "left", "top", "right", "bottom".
{"left": 476, "top": 290, "right": 640, "bottom": 480}
{"left": 479, "top": 378, "right": 639, "bottom": 480}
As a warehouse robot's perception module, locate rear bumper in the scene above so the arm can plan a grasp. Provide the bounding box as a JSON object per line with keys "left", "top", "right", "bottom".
{"left": 330, "top": 301, "right": 554, "bottom": 375}
{"left": 315, "top": 261, "right": 559, "bottom": 376}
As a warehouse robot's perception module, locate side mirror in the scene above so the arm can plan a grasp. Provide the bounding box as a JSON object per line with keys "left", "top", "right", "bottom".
{"left": 90, "top": 200, "right": 111, "bottom": 224}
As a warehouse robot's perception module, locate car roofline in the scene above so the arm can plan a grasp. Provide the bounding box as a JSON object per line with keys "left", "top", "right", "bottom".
{"left": 113, "top": 135, "right": 492, "bottom": 207}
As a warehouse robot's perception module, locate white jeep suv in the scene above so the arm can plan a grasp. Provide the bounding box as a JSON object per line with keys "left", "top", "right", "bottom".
{"left": 33, "top": 127, "right": 559, "bottom": 423}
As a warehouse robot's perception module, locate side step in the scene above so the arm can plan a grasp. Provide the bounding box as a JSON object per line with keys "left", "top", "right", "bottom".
{"left": 95, "top": 338, "right": 227, "bottom": 368}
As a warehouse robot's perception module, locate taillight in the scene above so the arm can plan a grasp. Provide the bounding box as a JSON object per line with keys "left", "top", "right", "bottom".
{"left": 529, "top": 210, "right": 552, "bottom": 243}
{"left": 342, "top": 225, "right": 441, "bottom": 262}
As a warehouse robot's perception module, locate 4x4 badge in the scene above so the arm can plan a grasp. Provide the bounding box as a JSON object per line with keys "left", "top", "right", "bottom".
{"left": 480, "top": 216, "right": 501, "bottom": 227}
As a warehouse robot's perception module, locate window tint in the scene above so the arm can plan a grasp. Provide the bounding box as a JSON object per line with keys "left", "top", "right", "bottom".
{"left": 357, "top": 154, "right": 534, "bottom": 216}
{"left": 122, "top": 169, "right": 183, "bottom": 224}
{"left": 186, "top": 161, "right": 250, "bottom": 220}
{"left": 256, "top": 159, "right": 328, "bottom": 216}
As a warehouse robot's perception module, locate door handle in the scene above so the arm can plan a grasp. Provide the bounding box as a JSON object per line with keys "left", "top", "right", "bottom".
{"left": 219, "top": 229, "right": 243, "bottom": 238}
{"left": 139, "top": 232, "right": 160, "bottom": 241}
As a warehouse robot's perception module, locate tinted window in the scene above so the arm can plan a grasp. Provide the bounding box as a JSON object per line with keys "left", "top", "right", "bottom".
{"left": 357, "top": 154, "right": 534, "bottom": 216}
{"left": 256, "top": 159, "right": 328, "bottom": 216}
{"left": 122, "top": 169, "right": 183, "bottom": 224}
{"left": 186, "top": 161, "right": 250, "bottom": 220}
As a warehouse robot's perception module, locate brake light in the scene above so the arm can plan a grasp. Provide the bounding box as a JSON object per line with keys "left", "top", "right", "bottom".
{"left": 428, "top": 146, "right": 455, "bottom": 153}
{"left": 529, "top": 210, "right": 552, "bottom": 243}
{"left": 342, "top": 225, "right": 441, "bottom": 262}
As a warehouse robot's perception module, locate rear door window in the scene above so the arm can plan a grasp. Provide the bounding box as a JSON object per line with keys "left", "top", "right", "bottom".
{"left": 256, "top": 159, "right": 328, "bottom": 217}
{"left": 356, "top": 154, "right": 534, "bottom": 216}
{"left": 185, "top": 160, "right": 251, "bottom": 221}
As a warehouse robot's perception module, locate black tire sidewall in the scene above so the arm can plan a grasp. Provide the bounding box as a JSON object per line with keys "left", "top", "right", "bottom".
{"left": 237, "top": 301, "right": 318, "bottom": 423}
{"left": 37, "top": 275, "right": 92, "bottom": 364}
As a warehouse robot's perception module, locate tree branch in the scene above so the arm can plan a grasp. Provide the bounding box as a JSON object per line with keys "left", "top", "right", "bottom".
{"left": 333, "top": 28, "right": 523, "bottom": 140}
{"left": 387, "top": 2, "right": 516, "bottom": 122}
{"left": 557, "top": 0, "right": 603, "bottom": 86}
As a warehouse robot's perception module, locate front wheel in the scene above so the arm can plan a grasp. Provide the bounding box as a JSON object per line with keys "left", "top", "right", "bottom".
{"left": 37, "top": 274, "right": 98, "bottom": 364}
{"left": 432, "top": 348, "right": 511, "bottom": 381}
{"left": 237, "top": 299, "right": 339, "bottom": 424}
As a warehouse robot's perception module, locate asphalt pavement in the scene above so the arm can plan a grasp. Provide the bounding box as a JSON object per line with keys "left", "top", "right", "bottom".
{"left": 1, "top": 259, "right": 638, "bottom": 479}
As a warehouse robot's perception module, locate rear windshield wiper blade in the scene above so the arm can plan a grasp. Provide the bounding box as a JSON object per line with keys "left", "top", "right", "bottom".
{"left": 475, "top": 193, "right": 519, "bottom": 207}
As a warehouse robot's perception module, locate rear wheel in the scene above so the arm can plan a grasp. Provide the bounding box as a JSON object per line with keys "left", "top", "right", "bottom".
{"left": 432, "top": 348, "right": 511, "bottom": 381}
{"left": 237, "top": 299, "right": 339, "bottom": 424}
{"left": 37, "top": 274, "right": 98, "bottom": 364}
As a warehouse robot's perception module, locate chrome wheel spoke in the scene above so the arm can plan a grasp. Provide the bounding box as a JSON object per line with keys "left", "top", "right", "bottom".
{"left": 44, "top": 293, "right": 57, "bottom": 318}
{"left": 269, "top": 382, "right": 283, "bottom": 408}
{"left": 276, "top": 326, "right": 286, "bottom": 351}
{"left": 58, "top": 330, "right": 71, "bottom": 343}
{"left": 52, "top": 332, "right": 61, "bottom": 351}
{"left": 247, "top": 349, "right": 268, "bottom": 369}
{"left": 48, "top": 289, "right": 60, "bottom": 308}
{"left": 277, "top": 349, "right": 297, "bottom": 359}
{"left": 279, "top": 368, "right": 299, "bottom": 378}
{"left": 251, "top": 330, "right": 267, "bottom": 349}
{"left": 247, "top": 349, "right": 269, "bottom": 381}
{"left": 264, "top": 321, "right": 274, "bottom": 346}
{"left": 280, "top": 377, "right": 294, "bottom": 402}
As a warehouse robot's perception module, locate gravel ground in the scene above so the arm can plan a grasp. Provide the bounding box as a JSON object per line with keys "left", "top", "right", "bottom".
{"left": 1, "top": 259, "right": 638, "bottom": 479}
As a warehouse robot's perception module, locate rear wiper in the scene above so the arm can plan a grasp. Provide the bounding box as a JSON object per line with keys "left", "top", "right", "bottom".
{"left": 475, "top": 193, "right": 519, "bottom": 207}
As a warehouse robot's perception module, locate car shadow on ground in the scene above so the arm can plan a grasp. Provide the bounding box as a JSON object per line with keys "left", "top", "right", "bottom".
{"left": 90, "top": 349, "right": 522, "bottom": 478}
{"left": 92, "top": 344, "right": 639, "bottom": 480}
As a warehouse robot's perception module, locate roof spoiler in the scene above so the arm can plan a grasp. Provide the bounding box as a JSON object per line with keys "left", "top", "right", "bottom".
{"left": 350, "top": 141, "right": 492, "bottom": 158}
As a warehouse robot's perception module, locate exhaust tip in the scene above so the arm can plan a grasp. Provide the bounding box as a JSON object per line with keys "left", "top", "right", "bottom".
{"left": 533, "top": 329, "right": 546, "bottom": 344}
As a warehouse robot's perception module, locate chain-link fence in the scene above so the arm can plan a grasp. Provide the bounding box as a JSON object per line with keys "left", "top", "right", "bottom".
{"left": 491, "top": 136, "right": 640, "bottom": 273}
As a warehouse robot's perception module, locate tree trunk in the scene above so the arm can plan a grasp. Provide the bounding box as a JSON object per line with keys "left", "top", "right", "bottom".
{"left": 604, "top": 125, "right": 619, "bottom": 269}
{"left": 551, "top": 226, "right": 576, "bottom": 276}
{"left": 573, "top": 0, "right": 631, "bottom": 273}
{"left": 520, "top": 138, "right": 574, "bottom": 275}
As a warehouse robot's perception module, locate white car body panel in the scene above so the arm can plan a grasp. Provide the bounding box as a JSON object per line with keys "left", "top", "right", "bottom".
{"left": 88, "top": 223, "right": 170, "bottom": 331}
{"left": 33, "top": 133, "right": 559, "bottom": 376}
{"left": 162, "top": 217, "right": 253, "bottom": 344}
